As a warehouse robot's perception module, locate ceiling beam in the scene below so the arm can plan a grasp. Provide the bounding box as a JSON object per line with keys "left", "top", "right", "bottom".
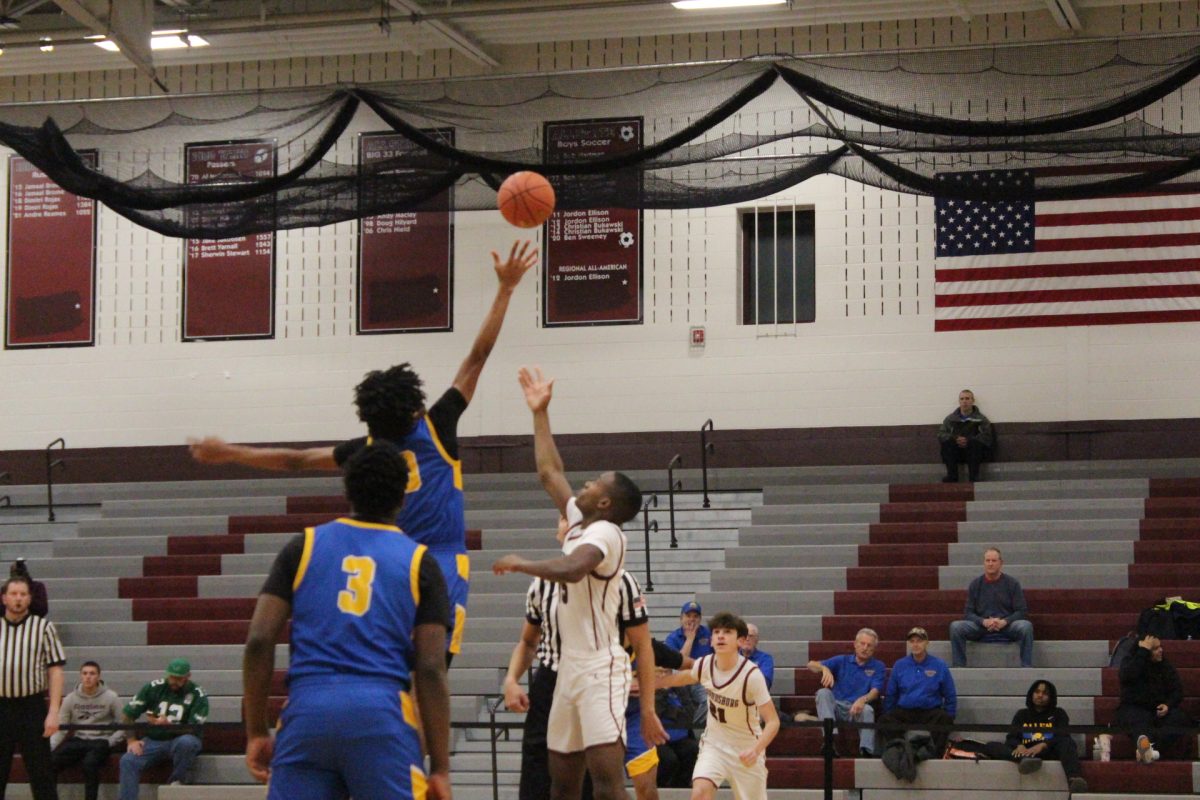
{"left": 1045, "top": 0, "right": 1082, "bottom": 31}
{"left": 52, "top": 0, "right": 167, "bottom": 90}
{"left": 387, "top": 0, "right": 499, "bottom": 67}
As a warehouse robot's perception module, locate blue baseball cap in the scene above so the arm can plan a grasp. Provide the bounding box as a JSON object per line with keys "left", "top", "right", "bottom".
{"left": 680, "top": 601, "right": 702, "bottom": 615}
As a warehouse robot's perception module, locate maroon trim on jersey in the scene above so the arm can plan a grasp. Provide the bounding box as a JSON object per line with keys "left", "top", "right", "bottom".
{"left": 606, "top": 650, "right": 625, "bottom": 741}
{"left": 742, "top": 664, "right": 763, "bottom": 737}
{"left": 710, "top": 654, "right": 750, "bottom": 691}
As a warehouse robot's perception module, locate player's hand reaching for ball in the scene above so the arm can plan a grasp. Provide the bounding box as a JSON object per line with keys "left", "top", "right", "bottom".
{"left": 493, "top": 240, "right": 538, "bottom": 291}
{"left": 245, "top": 735, "right": 274, "bottom": 783}
{"left": 518, "top": 366, "right": 554, "bottom": 414}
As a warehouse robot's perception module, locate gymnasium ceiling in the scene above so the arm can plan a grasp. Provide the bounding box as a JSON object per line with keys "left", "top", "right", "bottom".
{"left": 0, "top": 0, "right": 1184, "bottom": 88}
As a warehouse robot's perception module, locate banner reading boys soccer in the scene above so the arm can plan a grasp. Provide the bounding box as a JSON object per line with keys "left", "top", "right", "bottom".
{"left": 183, "top": 140, "right": 276, "bottom": 341}
{"left": 6, "top": 153, "right": 97, "bottom": 348}
{"left": 542, "top": 118, "right": 643, "bottom": 326}
{"left": 357, "top": 130, "right": 454, "bottom": 334}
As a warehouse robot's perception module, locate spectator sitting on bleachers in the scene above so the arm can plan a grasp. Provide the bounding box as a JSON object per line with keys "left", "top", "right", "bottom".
{"left": 994, "top": 678, "right": 1087, "bottom": 794}
{"left": 665, "top": 600, "right": 712, "bottom": 726}
{"left": 740, "top": 623, "right": 775, "bottom": 690}
{"left": 654, "top": 687, "right": 699, "bottom": 789}
{"left": 937, "top": 389, "right": 993, "bottom": 483}
{"left": 118, "top": 658, "right": 208, "bottom": 799}
{"left": 51, "top": 661, "right": 125, "bottom": 800}
{"left": 878, "top": 627, "right": 957, "bottom": 754}
{"left": 806, "top": 627, "right": 886, "bottom": 757}
{"left": 11, "top": 558, "right": 48, "bottom": 618}
{"left": 1115, "top": 634, "right": 1191, "bottom": 764}
{"left": 948, "top": 547, "right": 1034, "bottom": 668}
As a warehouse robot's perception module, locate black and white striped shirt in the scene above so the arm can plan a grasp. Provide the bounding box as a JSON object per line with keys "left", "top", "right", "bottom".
{"left": 525, "top": 570, "right": 648, "bottom": 672}
{"left": 1, "top": 613, "right": 66, "bottom": 698}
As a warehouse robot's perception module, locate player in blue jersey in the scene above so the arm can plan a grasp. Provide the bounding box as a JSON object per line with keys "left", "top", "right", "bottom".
{"left": 242, "top": 443, "right": 453, "bottom": 800}
{"left": 190, "top": 240, "right": 538, "bottom": 659}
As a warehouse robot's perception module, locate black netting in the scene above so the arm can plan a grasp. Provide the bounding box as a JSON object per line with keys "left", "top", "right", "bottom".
{"left": 3, "top": 36, "right": 1200, "bottom": 238}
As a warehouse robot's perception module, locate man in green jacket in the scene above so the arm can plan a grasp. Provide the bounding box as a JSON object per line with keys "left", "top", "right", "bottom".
{"left": 118, "top": 658, "right": 209, "bottom": 799}
{"left": 938, "top": 389, "right": 994, "bottom": 483}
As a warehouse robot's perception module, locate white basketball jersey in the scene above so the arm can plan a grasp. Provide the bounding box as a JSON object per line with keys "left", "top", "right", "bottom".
{"left": 555, "top": 498, "right": 628, "bottom": 669}
{"left": 693, "top": 654, "right": 771, "bottom": 753}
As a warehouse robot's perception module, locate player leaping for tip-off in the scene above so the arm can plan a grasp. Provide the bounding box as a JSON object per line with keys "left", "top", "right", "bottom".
{"left": 659, "top": 611, "right": 780, "bottom": 800}
{"left": 492, "top": 366, "right": 667, "bottom": 800}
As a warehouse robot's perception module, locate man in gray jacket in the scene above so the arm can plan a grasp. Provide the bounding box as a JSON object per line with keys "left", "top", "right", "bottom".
{"left": 51, "top": 661, "right": 124, "bottom": 800}
{"left": 938, "top": 389, "right": 994, "bottom": 483}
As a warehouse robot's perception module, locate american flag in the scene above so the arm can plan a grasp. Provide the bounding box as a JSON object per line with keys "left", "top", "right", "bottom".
{"left": 934, "top": 167, "right": 1200, "bottom": 331}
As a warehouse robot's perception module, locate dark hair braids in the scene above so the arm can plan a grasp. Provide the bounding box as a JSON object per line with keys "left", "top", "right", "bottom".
{"left": 354, "top": 364, "right": 426, "bottom": 441}
{"left": 343, "top": 443, "right": 409, "bottom": 520}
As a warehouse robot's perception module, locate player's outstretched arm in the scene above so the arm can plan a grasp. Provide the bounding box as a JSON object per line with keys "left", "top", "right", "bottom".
{"left": 414, "top": 621, "right": 453, "bottom": 800}
{"left": 242, "top": 593, "right": 291, "bottom": 783}
{"left": 517, "top": 366, "right": 572, "bottom": 515}
{"left": 189, "top": 437, "right": 338, "bottom": 472}
{"left": 503, "top": 621, "right": 542, "bottom": 712}
{"left": 492, "top": 545, "right": 602, "bottom": 584}
{"left": 451, "top": 240, "right": 538, "bottom": 404}
{"left": 626, "top": 623, "right": 668, "bottom": 746}
{"left": 655, "top": 670, "right": 699, "bottom": 690}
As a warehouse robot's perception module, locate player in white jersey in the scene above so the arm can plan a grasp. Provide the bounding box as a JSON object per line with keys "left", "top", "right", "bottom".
{"left": 493, "top": 366, "right": 667, "bottom": 800}
{"left": 660, "top": 612, "right": 780, "bottom": 800}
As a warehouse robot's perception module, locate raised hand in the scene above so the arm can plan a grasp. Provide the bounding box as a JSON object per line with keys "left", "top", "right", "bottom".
{"left": 493, "top": 240, "right": 538, "bottom": 290}
{"left": 518, "top": 366, "right": 554, "bottom": 413}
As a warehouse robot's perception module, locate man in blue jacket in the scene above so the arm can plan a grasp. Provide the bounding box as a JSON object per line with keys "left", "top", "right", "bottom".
{"left": 878, "top": 627, "right": 957, "bottom": 753}
{"left": 949, "top": 547, "right": 1034, "bottom": 667}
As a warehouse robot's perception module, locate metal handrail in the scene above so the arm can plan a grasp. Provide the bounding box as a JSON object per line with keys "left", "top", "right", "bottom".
{"left": 45, "top": 438, "right": 66, "bottom": 522}
{"left": 0, "top": 470, "right": 9, "bottom": 508}
{"left": 700, "top": 419, "right": 715, "bottom": 508}
{"left": 641, "top": 493, "right": 658, "bottom": 591}
{"left": 666, "top": 454, "right": 682, "bottom": 549}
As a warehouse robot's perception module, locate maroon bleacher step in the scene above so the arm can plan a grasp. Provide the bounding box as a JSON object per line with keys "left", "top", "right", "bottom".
{"left": 1078, "top": 761, "right": 1194, "bottom": 794}
{"left": 131, "top": 597, "right": 257, "bottom": 622}
{"left": 1134, "top": 540, "right": 1200, "bottom": 563}
{"left": 878, "top": 502, "right": 967, "bottom": 524}
{"left": 763, "top": 758, "right": 856, "bottom": 789}
{"left": 822, "top": 613, "right": 1137, "bottom": 642}
{"left": 167, "top": 534, "right": 246, "bottom": 556}
{"left": 1138, "top": 518, "right": 1200, "bottom": 539}
{"left": 118, "top": 576, "right": 198, "bottom": 599}
{"left": 1145, "top": 497, "right": 1200, "bottom": 518}
{"left": 1129, "top": 564, "right": 1200, "bottom": 587}
{"left": 867, "top": 522, "right": 959, "bottom": 544}
{"left": 1150, "top": 478, "right": 1200, "bottom": 497}
{"left": 888, "top": 483, "right": 974, "bottom": 503}
{"left": 143, "top": 554, "right": 224, "bottom": 577}
{"left": 857, "top": 543, "right": 949, "bottom": 567}
{"left": 146, "top": 620, "right": 290, "bottom": 645}
{"left": 228, "top": 513, "right": 342, "bottom": 534}
{"left": 834, "top": 587, "right": 1200, "bottom": 616}
{"left": 846, "top": 566, "right": 939, "bottom": 590}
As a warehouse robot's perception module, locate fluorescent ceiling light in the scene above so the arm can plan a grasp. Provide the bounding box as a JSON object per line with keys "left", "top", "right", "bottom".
{"left": 94, "top": 34, "right": 209, "bottom": 51}
{"left": 672, "top": 0, "right": 786, "bottom": 8}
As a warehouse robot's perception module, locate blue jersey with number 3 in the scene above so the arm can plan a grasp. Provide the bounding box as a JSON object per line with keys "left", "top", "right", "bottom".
{"left": 371, "top": 415, "right": 465, "bottom": 555}
{"left": 288, "top": 517, "right": 426, "bottom": 686}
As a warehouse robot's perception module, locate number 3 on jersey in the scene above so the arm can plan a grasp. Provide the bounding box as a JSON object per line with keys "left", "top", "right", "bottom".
{"left": 401, "top": 450, "right": 422, "bottom": 493}
{"left": 338, "top": 556, "right": 377, "bottom": 616}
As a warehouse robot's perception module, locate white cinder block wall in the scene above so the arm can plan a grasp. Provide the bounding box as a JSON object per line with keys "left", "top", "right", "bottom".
{"left": 3, "top": 6, "right": 1200, "bottom": 450}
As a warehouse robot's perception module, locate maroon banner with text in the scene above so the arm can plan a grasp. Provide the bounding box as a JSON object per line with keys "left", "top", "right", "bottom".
{"left": 543, "top": 118, "right": 642, "bottom": 327}
{"left": 183, "top": 140, "right": 276, "bottom": 341}
{"left": 6, "top": 153, "right": 97, "bottom": 348}
{"left": 357, "top": 130, "right": 453, "bottom": 334}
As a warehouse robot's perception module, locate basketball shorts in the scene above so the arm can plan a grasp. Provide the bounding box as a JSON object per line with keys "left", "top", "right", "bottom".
{"left": 624, "top": 696, "right": 660, "bottom": 777}
{"left": 270, "top": 677, "right": 425, "bottom": 800}
{"left": 430, "top": 549, "right": 470, "bottom": 655}
{"left": 547, "top": 659, "right": 631, "bottom": 753}
{"left": 692, "top": 738, "right": 767, "bottom": 800}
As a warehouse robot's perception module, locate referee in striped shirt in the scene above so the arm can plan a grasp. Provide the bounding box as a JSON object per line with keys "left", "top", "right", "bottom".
{"left": 1, "top": 574, "right": 66, "bottom": 800}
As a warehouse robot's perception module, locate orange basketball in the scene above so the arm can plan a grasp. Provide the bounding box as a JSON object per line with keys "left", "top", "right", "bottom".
{"left": 498, "top": 171, "right": 556, "bottom": 228}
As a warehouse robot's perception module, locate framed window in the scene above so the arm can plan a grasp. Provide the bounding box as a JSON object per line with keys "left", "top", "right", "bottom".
{"left": 739, "top": 205, "right": 815, "bottom": 326}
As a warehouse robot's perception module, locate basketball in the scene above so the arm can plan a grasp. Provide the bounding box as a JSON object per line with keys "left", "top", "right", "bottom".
{"left": 498, "top": 171, "right": 556, "bottom": 228}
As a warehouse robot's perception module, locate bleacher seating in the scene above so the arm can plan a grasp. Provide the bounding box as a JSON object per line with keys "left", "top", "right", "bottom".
{"left": 3, "top": 458, "right": 1200, "bottom": 799}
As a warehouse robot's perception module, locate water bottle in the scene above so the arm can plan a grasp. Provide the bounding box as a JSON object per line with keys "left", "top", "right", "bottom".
{"left": 1092, "top": 738, "right": 1102, "bottom": 761}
